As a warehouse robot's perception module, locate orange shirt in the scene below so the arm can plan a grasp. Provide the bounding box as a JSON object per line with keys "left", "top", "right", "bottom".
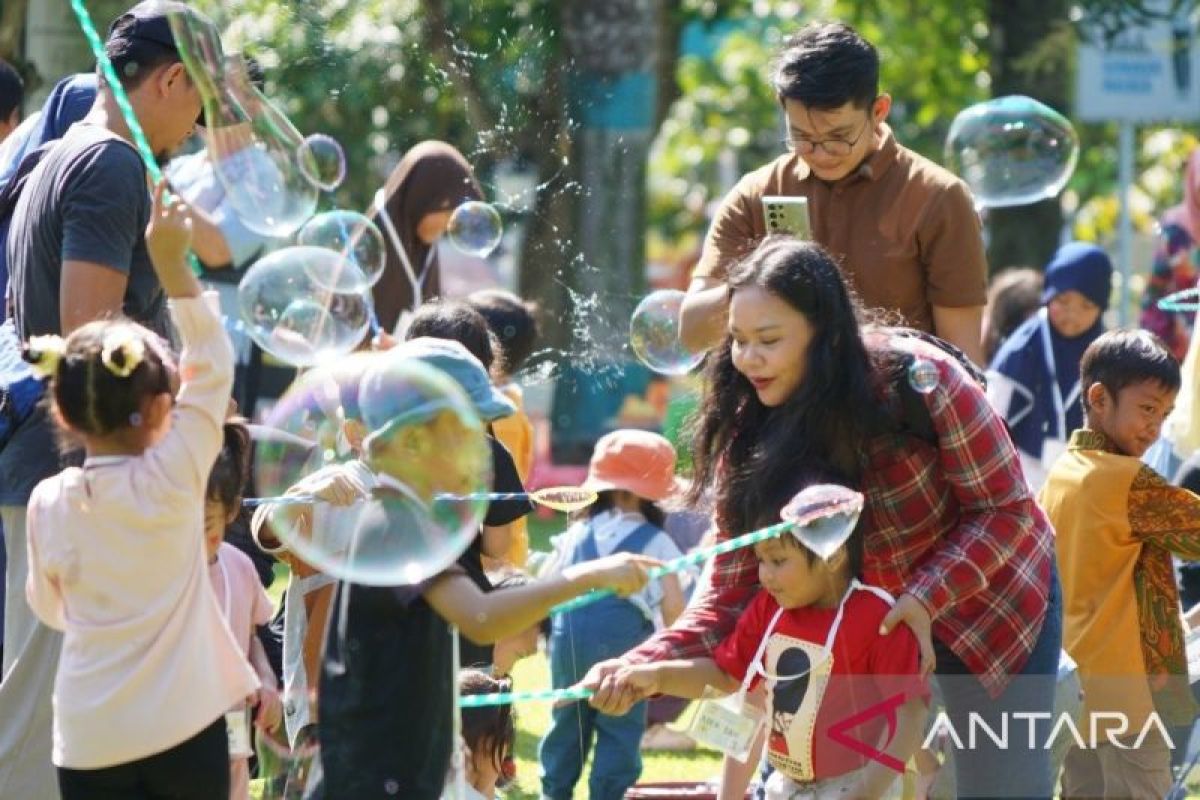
{"left": 492, "top": 383, "right": 534, "bottom": 567}
{"left": 693, "top": 126, "right": 987, "bottom": 332}
{"left": 1041, "top": 429, "right": 1200, "bottom": 729}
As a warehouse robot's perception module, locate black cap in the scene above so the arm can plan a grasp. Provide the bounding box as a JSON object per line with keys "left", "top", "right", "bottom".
{"left": 106, "top": 2, "right": 213, "bottom": 125}
{"left": 107, "top": 1, "right": 193, "bottom": 51}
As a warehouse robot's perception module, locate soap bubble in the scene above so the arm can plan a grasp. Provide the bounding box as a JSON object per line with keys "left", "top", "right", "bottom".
{"left": 296, "top": 211, "right": 386, "bottom": 290}
{"left": 253, "top": 352, "right": 491, "bottom": 586}
{"left": 629, "top": 289, "right": 705, "bottom": 376}
{"left": 944, "top": 95, "right": 1079, "bottom": 209}
{"left": 237, "top": 246, "right": 372, "bottom": 367}
{"left": 907, "top": 358, "right": 939, "bottom": 394}
{"left": 298, "top": 134, "right": 347, "bottom": 192}
{"left": 165, "top": 16, "right": 318, "bottom": 237}
{"left": 446, "top": 201, "right": 503, "bottom": 257}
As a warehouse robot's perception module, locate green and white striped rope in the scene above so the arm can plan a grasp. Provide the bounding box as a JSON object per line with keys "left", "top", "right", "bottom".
{"left": 458, "top": 685, "right": 594, "bottom": 709}
{"left": 548, "top": 518, "right": 796, "bottom": 616}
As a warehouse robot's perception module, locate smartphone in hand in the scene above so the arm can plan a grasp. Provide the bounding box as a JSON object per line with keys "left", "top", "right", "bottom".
{"left": 762, "top": 196, "right": 811, "bottom": 239}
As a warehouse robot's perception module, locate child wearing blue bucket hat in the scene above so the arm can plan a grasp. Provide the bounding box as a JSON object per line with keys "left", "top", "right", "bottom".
{"left": 987, "top": 242, "right": 1114, "bottom": 490}
{"left": 268, "top": 340, "right": 661, "bottom": 800}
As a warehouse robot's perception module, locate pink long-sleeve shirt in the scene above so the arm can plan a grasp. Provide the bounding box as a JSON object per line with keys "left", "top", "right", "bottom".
{"left": 25, "top": 294, "right": 259, "bottom": 769}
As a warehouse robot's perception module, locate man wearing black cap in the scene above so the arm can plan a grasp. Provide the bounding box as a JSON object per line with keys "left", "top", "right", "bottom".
{"left": 0, "top": 4, "right": 222, "bottom": 797}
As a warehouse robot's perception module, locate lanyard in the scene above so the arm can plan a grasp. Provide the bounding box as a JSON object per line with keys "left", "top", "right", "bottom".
{"left": 1037, "top": 308, "right": 1082, "bottom": 441}
{"left": 739, "top": 579, "right": 892, "bottom": 696}
{"left": 373, "top": 188, "right": 437, "bottom": 314}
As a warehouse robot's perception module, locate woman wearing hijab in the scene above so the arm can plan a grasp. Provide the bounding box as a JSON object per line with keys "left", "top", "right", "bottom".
{"left": 370, "top": 140, "right": 483, "bottom": 333}
{"left": 1140, "top": 148, "right": 1200, "bottom": 362}
{"left": 987, "top": 242, "right": 1115, "bottom": 490}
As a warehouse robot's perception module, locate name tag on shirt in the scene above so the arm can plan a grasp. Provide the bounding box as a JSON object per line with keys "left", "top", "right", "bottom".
{"left": 225, "top": 709, "right": 253, "bottom": 758}
{"left": 687, "top": 693, "right": 765, "bottom": 763}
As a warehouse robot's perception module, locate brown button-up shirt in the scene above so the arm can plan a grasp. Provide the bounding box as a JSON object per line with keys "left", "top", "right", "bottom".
{"left": 693, "top": 126, "right": 988, "bottom": 333}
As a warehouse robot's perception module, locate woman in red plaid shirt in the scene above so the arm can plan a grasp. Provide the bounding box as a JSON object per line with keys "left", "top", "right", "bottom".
{"left": 582, "top": 238, "right": 1060, "bottom": 797}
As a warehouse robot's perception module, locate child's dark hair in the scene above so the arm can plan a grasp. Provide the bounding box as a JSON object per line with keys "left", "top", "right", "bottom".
{"left": 776, "top": 509, "right": 865, "bottom": 580}
{"left": 771, "top": 22, "right": 879, "bottom": 110}
{"left": 208, "top": 419, "right": 253, "bottom": 509}
{"left": 1080, "top": 329, "right": 1181, "bottom": 413}
{"left": 982, "top": 267, "right": 1043, "bottom": 363}
{"left": 460, "top": 669, "right": 516, "bottom": 776}
{"left": 586, "top": 489, "right": 667, "bottom": 530}
{"left": 405, "top": 300, "right": 496, "bottom": 372}
{"left": 466, "top": 289, "right": 540, "bottom": 376}
{"left": 29, "top": 320, "right": 174, "bottom": 443}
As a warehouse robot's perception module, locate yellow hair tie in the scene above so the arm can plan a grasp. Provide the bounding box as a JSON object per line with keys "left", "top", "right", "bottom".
{"left": 100, "top": 331, "right": 146, "bottom": 379}
{"left": 23, "top": 335, "right": 67, "bottom": 379}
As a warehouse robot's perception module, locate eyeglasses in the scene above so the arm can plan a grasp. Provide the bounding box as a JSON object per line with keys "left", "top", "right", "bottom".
{"left": 781, "top": 115, "right": 872, "bottom": 156}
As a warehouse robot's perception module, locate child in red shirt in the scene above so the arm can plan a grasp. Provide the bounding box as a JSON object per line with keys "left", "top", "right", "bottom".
{"left": 610, "top": 491, "right": 929, "bottom": 798}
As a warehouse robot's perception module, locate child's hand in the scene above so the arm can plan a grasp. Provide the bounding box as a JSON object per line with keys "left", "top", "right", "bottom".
{"left": 573, "top": 662, "right": 658, "bottom": 714}
{"left": 574, "top": 552, "right": 660, "bottom": 597}
{"left": 254, "top": 683, "right": 283, "bottom": 732}
{"left": 291, "top": 464, "right": 368, "bottom": 506}
{"left": 146, "top": 180, "right": 201, "bottom": 298}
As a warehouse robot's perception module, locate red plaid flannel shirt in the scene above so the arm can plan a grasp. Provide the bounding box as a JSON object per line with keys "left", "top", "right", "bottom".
{"left": 627, "top": 335, "right": 1055, "bottom": 697}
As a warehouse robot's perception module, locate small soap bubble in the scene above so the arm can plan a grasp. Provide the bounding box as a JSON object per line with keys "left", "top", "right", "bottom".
{"left": 629, "top": 289, "right": 705, "bottom": 376}
{"left": 446, "top": 201, "right": 503, "bottom": 257}
{"left": 944, "top": 95, "right": 1079, "bottom": 209}
{"left": 296, "top": 211, "right": 386, "bottom": 290}
{"left": 907, "top": 358, "right": 939, "bottom": 394}
{"left": 297, "top": 133, "right": 347, "bottom": 192}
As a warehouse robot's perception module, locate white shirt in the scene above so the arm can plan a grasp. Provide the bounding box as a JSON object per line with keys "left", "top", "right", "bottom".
{"left": 25, "top": 295, "right": 259, "bottom": 769}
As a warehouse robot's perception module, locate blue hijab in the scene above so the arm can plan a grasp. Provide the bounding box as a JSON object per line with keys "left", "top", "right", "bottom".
{"left": 989, "top": 243, "right": 1113, "bottom": 458}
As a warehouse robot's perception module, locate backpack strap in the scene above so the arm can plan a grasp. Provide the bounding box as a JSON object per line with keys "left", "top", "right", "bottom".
{"left": 615, "top": 522, "right": 661, "bottom": 557}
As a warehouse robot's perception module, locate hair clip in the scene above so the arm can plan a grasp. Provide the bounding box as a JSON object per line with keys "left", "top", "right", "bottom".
{"left": 23, "top": 335, "right": 67, "bottom": 379}
{"left": 101, "top": 331, "right": 146, "bottom": 379}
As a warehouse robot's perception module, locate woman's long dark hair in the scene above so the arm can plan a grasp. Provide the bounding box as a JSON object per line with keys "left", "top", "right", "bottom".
{"left": 688, "top": 237, "right": 889, "bottom": 535}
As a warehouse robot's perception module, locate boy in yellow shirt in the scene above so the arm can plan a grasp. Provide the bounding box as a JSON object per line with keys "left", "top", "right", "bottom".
{"left": 1040, "top": 329, "right": 1198, "bottom": 797}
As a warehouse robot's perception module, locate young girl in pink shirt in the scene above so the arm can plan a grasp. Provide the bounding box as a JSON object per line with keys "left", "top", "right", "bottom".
{"left": 22, "top": 182, "right": 258, "bottom": 799}
{"left": 205, "top": 418, "right": 283, "bottom": 799}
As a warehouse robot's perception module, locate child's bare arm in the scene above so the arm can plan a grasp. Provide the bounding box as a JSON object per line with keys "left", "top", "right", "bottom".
{"left": 424, "top": 553, "right": 658, "bottom": 644}
{"left": 578, "top": 657, "right": 739, "bottom": 705}
{"left": 145, "top": 179, "right": 201, "bottom": 299}
{"left": 845, "top": 694, "right": 928, "bottom": 799}
{"left": 659, "top": 573, "right": 686, "bottom": 628}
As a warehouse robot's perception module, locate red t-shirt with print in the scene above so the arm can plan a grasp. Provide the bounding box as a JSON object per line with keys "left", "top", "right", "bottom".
{"left": 713, "top": 587, "right": 928, "bottom": 782}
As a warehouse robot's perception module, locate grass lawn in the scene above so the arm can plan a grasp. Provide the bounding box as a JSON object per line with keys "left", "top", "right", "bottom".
{"left": 501, "top": 651, "right": 721, "bottom": 799}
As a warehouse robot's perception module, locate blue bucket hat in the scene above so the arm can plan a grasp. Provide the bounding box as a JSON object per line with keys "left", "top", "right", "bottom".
{"left": 1041, "top": 242, "right": 1114, "bottom": 311}
{"left": 359, "top": 338, "right": 515, "bottom": 437}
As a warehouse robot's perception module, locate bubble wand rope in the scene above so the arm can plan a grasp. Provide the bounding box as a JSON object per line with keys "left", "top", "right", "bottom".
{"left": 68, "top": 0, "right": 203, "bottom": 276}
{"left": 457, "top": 519, "right": 799, "bottom": 709}
{"left": 547, "top": 518, "right": 797, "bottom": 617}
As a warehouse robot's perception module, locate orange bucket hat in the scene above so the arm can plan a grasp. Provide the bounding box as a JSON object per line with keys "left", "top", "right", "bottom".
{"left": 581, "top": 430, "right": 685, "bottom": 503}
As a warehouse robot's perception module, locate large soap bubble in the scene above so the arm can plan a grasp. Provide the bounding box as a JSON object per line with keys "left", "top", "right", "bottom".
{"left": 297, "top": 134, "right": 347, "bottom": 192}
{"left": 944, "top": 95, "right": 1079, "bottom": 209}
{"left": 166, "top": 10, "right": 317, "bottom": 236}
{"left": 237, "top": 246, "right": 372, "bottom": 367}
{"left": 296, "top": 211, "right": 386, "bottom": 291}
{"left": 446, "top": 201, "right": 503, "bottom": 257}
{"left": 253, "top": 352, "right": 491, "bottom": 586}
{"left": 630, "top": 289, "right": 705, "bottom": 376}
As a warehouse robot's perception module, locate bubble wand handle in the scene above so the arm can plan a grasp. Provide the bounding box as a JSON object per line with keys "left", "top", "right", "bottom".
{"left": 242, "top": 494, "right": 317, "bottom": 508}
{"left": 68, "top": 0, "right": 203, "bottom": 276}
{"left": 458, "top": 686, "right": 594, "bottom": 708}
{"left": 548, "top": 519, "right": 796, "bottom": 616}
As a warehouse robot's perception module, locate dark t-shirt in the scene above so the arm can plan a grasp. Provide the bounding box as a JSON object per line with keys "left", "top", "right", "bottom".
{"left": 460, "top": 436, "right": 532, "bottom": 670}
{"left": 0, "top": 124, "right": 163, "bottom": 504}
{"left": 316, "top": 437, "right": 531, "bottom": 797}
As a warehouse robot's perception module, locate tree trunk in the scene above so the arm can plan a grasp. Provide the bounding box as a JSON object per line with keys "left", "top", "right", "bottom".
{"left": 986, "top": 0, "right": 1071, "bottom": 273}
{"left": 519, "top": 0, "right": 664, "bottom": 351}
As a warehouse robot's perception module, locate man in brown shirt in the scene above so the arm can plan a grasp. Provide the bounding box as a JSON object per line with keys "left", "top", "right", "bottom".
{"left": 680, "top": 22, "right": 988, "bottom": 364}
